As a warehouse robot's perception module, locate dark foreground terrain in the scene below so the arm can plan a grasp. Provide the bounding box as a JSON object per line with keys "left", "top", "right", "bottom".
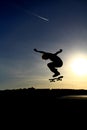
{"left": 1, "top": 87, "right": 87, "bottom": 112}
{"left": 1, "top": 88, "right": 87, "bottom": 124}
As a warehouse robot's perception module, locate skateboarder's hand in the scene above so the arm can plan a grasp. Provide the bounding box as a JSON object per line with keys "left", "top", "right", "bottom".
{"left": 59, "top": 49, "right": 62, "bottom": 52}
{"left": 34, "top": 48, "right": 38, "bottom": 52}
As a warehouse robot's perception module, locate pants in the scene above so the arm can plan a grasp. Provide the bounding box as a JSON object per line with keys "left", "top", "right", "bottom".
{"left": 47, "top": 62, "right": 62, "bottom": 73}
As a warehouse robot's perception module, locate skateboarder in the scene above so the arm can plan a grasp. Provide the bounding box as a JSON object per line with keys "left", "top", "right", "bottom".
{"left": 34, "top": 48, "right": 63, "bottom": 77}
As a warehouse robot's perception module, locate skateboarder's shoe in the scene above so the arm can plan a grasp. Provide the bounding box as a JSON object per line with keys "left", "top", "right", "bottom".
{"left": 53, "top": 72, "right": 60, "bottom": 77}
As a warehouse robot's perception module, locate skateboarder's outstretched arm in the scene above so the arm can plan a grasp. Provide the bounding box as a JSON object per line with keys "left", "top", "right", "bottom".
{"left": 34, "top": 48, "right": 46, "bottom": 54}
{"left": 54, "top": 49, "right": 63, "bottom": 55}
{"left": 34, "top": 48, "right": 63, "bottom": 55}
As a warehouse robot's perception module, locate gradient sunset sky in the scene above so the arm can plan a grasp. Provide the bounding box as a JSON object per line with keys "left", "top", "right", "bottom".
{"left": 1, "top": 0, "right": 87, "bottom": 90}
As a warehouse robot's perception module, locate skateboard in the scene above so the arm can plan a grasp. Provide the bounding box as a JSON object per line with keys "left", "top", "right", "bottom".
{"left": 49, "top": 76, "right": 63, "bottom": 82}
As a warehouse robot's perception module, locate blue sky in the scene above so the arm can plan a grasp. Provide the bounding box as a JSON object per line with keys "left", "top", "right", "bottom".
{"left": 1, "top": 0, "right": 87, "bottom": 90}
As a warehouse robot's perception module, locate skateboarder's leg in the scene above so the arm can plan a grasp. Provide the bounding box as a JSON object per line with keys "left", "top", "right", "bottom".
{"left": 47, "top": 62, "right": 56, "bottom": 72}
{"left": 47, "top": 62, "right": 60, "bottom": 77}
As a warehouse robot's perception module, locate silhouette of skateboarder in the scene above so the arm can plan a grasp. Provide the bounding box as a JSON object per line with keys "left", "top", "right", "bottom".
{"left": 34, "top": 48, "right": 63, "bottom": 77}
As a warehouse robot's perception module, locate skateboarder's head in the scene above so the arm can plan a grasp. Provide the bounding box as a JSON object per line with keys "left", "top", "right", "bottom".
{"left": 42, "top": 54, "right": 49, "bottom": 60}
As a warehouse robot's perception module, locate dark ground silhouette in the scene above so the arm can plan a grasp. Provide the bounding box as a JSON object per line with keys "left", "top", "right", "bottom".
{"left": 1, "top": 87, "right": 87, "bottom": 112}
{"left": 1, "top": 88, "right": 87, "bottom": 123}
{"left": 1, "top": 87, "right": 87, "bottom": 96}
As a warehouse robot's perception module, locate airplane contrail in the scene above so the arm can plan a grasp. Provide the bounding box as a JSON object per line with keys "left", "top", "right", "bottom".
{"left": 14, "top": 4, "right": 49, "bottom": 22}
{"left": 30, "top": 12, "right": 49, "bottom": 22}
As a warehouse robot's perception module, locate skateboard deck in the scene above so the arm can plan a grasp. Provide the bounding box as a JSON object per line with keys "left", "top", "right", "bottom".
{"left": 49, "top": 76, "right": 63, "bottom": 82}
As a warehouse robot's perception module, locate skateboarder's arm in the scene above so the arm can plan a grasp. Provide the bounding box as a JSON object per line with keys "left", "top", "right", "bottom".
{"left": 34, "top": 48, "right": 46, "bottom": 54}
{"left": 54, "top": 49, "right": 63, "bottom": 55}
